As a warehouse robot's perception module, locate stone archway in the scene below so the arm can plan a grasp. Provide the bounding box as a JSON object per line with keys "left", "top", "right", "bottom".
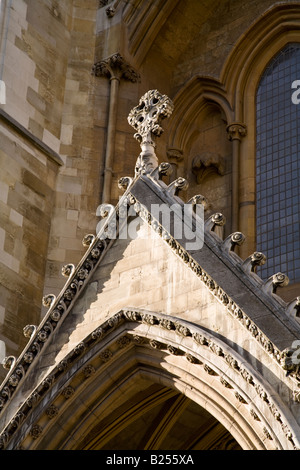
{"left": 3, "top": 309, "right": 299, "bottom": 450}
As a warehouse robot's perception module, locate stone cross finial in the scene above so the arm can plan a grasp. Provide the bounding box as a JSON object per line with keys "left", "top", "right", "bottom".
{"left": 128, "top": 90, "right": 174, "bottom": 175}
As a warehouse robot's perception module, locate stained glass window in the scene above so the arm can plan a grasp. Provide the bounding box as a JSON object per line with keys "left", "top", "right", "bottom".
{"left": 256, "top": 43, "right": 300, "bottom": 283}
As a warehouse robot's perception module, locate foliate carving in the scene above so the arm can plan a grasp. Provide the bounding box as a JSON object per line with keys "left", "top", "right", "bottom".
{"left": 250, "top": 409, "right": 261, "bottom": 421}
{"left": 226, "top": 122, "right": 247, "bottom": 141}
{"left": 234, "top": 392, "right": 247, "bottom": 404}
{"left": 82, "top": 234, "right": 95, "bottom": 247}
{"left": 46, "top": 404, "right": 59, "bottom": 419}
{"left": 263, "top": 427, "right": 273, "bottom": 440}
{"left": 0, "top": 431, "right": 9, "bottom": 450}
{"left": 166, "top": 177, "right": 189, "bottom": 196}
{"left": 61, "top": 264, "right": 75, "bottom": 278}
{"left": 222, "top": 231, "right": 246, "bottom": 253}
{"left": 204, "top": 364, "right": 217, "bottom": 375}
{"left": 279, "top": 347, "right": 300, "bottom": 374}
{"left": 116, "top": 336, "right": 131, "bottom": 349}
{"left": 220, "top": 378, "right": 233, "bottom": 389}
{"left": 160, "top": 319, "right": 174, "bottom": 330}
{"left": 118, "top": 176, "right": 133, "bottom": 191}
{"left": 2, "top": 356, "right": 16, "bottom": 371}
{"left": 263, "top": 272, "right": 289, "bottom": 295}
{"left": 25, "top": 391, "right": 40, "bottom": 408}
{"left": 106, "top": 6, "right": 115, "bottom": 17}
{"left": 192, "top": 152, "right": 225, "bottom": 183}
{"left": 92, "top": 53, "right": 140, "bottom": 83}
{"left": 83, "top": 365, "right": 95, "bottom": 378}
{"left": 62, "top": 386, "right": 74, "bottom": 399}
{"left": 166, "top": 148, "right": 183, "bottom": 163}
{"left": 100, "top": 350, "right": 113, "bottom": 362}
{"left": 185, "top": 353, "right": 198, "bottom": 363}
{"left": 167, "top": 345, "right": 180, "bottom": 355}
{"left": 23, "top": 324, "right": 36, "bottom": 339}
{"left": 242, "top": 251, "right": 267, "bottom": 274}
{"left": 128, "top": 90, "right": 174, "bottom": 146}
{"left": 128, "top": 90, "right": 174, "bottom": 175}
{"left": 30, "top": 424, "right": 43, "bottom": 440}
{"left": 0, "top": 309, "right": 297, "bottom": 451}
{"left": 149, "top": 340, "right": 163, "bottom": 349}
{"left": 42, "top": 294, "right": 56, "bottom": 309}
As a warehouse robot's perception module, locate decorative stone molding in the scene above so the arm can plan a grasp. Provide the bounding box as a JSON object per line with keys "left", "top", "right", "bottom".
{"left": 92, "top": 53, "right": 140, "bottom": 83}
{"left": 0, "top": 309, "right": 298, "bottom": 450}
{"left": 226, "top": 122, "right": 247, "bottom": 141}
{"left": 166, "top": 148, "right": 183, "bottom": 164}
{"left": 192, "top": 152, "right": 225, "bottom": 184}
{"left": 1, "top": 91, "right": 300, "bottom": 450}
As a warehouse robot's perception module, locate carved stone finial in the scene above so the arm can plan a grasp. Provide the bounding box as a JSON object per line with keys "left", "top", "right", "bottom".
{"left": 242, "top": 252, "right": 267, "bottom": 274}
{"left": 188, "top": 195, "right": 209, "bottom": 211}
{"left": 205, "top": 212, "right": 226, "bottom": 239}
{"left": 128, "top": 90, "right": 174, "bottom": 175}
{"left": 166, "top": 177, "right": 189, "bottom": 197}
{"left": 61, "top": 264, "right": 75, "bottom": 278}
{"left": 2, "top": 356, "right": 16, "bottom": 371}
{"left": 23, "top": 325, "right": 37, "bottom": 339}
{"left": 222, "top": 232, "right": 246, "bottom": 253}
{"left": 263, "top": 272, "right": 289, "bottom": 295}
{"left": 42, "top": 294, "right": 56, "bottom": 309}
{"left": 192, "top": 152, "right": 225, "bottom": 184}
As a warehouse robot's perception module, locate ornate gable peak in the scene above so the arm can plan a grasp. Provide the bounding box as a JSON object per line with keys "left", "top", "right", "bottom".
{"left": 2, "top": 90, "right": 300, "bottom": 422}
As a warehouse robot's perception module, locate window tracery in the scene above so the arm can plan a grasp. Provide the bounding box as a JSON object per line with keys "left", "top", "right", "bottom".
{"left": 256, "top": 43, "right": 300, "bottom": 283}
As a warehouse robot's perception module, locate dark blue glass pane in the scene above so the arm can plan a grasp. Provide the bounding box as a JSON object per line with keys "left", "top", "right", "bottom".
{"left": 256, "top": 43, "right": 300, "bottom": 283}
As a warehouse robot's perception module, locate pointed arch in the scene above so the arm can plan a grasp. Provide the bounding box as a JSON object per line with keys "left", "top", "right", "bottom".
{"left": 3, "top": 310, "right": 299, "bottom": 450}
{"left": 221, "top": 2, "right": 300, "bottom": 120}
{"left": 167, "top": 76, "right": 233, "bottom": 152}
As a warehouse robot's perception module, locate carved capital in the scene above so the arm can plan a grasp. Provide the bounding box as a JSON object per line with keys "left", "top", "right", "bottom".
{"left": 92, "top": 53, "right": 140, "bottom": 83}
{"left": 226, "top": 122, "right": 247, "bottom": 141}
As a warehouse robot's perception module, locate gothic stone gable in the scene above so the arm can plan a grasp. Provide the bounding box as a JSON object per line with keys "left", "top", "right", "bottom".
{"left": 2, "top": 90, "right": 300, "bottom": 449}
{"left": 1, "top": 168, "right": 300, "bottom": 449}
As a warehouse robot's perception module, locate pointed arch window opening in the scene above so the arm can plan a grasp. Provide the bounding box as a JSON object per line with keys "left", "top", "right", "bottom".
{"left": 256, "top": 43, "right": 300, "bottom": 283}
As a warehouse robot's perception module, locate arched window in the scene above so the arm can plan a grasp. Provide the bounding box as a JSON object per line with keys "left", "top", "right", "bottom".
{"left": 256, "top": 43, "right": 300, "bottom": 283}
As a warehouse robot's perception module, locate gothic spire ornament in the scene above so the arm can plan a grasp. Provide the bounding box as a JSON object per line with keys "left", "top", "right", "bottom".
{"left": 128, "top": 90, "right": 174, "bottom": 175}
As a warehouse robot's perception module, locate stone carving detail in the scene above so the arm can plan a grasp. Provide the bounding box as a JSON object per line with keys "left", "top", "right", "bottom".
{"left": 46, "top": 404, "right": 59, "bottom": 419}
{"left": 100, "top": 350, "right": 113, "bottom": 362}
{"left": 128, "top": 90, "right": 174, "bottom": 175}
{"left": 62, "top": 386, "right": 75, "bottom": 400}
{"left": 222, "top": 231, "right": 246, "bottom": 253}
{"left": 61, "top": 264, "right": 75, "bottom": 278}
{"left": 128, "top": 89, "right": 174, "bottom": 146}
{"left": 0, "top": 309, "right": 297, "bottom": 450}
{"left": 280, "top": 347, "right": 300, "bottom": 375}
{"left": 83, "top": 365, "right": 95, "bottom": 378}
{"left": 263, "top": 272, "right": 289, "bottom": 295}
{"left": 192, "top": 152, "right": 225, "bottom": 183}
{"left": 242, "top": 252, "right": 267, "bottom": 274}
{"left": 92, "top": 53, "right": 140, "bottom": 83}
{"left": 166, "top": 177, "right": 189, "bottom": 197}
{"left": 23, "top": 324, "right": 37, "bottom": 339}
{"left": 2, "top": 356, "right": 16, "bottom": 371}
{"left": 30, "top": 424, "right": 42, "bottom": 440}
{"left": 226, "top": 122, "right": 247, "bottom": 141}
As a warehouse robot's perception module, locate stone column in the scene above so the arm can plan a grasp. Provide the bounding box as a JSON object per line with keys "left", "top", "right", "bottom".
{"left": 226, "top": 122, "right": 247, "bottom": 233}
{"left": 93, "top": 53, "right": 140, "bottom": 203}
